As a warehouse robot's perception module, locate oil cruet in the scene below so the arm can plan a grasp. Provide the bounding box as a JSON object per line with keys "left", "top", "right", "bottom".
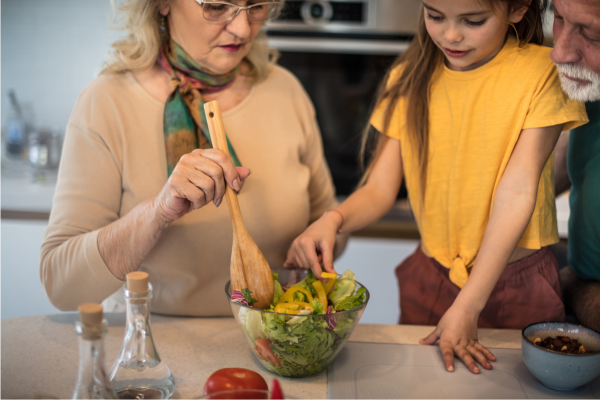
{"left": 72, "top": 303, "right": 117, "bottom": 399}
{"left": 109, "top": 272, "right": 175, "bottom": 399}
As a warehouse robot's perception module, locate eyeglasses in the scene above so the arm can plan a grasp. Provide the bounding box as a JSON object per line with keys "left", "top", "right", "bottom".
{"left": 196, "top": 0, "right": 280, "bottom": 22}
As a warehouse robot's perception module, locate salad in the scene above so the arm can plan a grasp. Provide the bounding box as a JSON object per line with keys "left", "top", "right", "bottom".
{"left": 231, "top": 270, "right": 368, "bottom": 377}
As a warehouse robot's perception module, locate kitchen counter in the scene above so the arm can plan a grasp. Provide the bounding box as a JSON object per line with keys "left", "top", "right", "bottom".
{"left": 1, "top": 314, "right": 521, "bottom": 399}
{"left": 0, "top": 171, "right": 571, "bottom": 239}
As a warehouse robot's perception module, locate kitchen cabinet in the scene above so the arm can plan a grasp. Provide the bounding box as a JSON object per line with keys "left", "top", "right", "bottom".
{"left": 1, "top": 220, "right": 63, "bottom": 319}
{"left": 335, "top": 237, "right": 419, "bottom": 325}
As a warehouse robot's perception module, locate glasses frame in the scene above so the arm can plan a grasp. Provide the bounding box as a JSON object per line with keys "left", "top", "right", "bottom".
{"left": 196, "top": 0, "right": 280, "bottom": 23}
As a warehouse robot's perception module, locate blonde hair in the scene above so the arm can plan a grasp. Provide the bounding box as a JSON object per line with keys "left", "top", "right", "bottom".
{"left": 102, "top": 0, "right": 283, "bottom": 82}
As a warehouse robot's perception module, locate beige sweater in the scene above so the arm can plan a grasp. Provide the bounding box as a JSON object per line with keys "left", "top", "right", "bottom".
{"left": 41, "top": 66, "right": 340, "bottom": 316}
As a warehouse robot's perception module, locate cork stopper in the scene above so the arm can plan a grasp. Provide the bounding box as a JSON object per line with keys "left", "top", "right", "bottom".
{"left": 127, "top": 271, "right": 149, "bottom": 293}
{"left": 78, "top": 303, "right": 103, "bottom": 327}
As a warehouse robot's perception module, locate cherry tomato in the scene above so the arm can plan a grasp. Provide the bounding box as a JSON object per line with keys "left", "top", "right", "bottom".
{"left": 254, "top": 339, "right": 282, "bottom": 367}
{"left": 203, "top": 368, "right": 268, "bottom": 399}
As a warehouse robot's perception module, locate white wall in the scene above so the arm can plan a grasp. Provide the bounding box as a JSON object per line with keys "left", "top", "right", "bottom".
{"left": 1, "top": 0, "right": 121, "bottom": 132}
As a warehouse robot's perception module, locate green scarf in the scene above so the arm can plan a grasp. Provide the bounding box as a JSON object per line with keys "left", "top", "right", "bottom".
{"left": 157, "top": 39, "right": 242, "bottom": 176}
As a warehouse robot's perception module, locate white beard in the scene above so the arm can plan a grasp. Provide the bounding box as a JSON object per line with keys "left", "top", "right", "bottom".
{"left": 554, "top": 63, "right": 600, "bottom": 102}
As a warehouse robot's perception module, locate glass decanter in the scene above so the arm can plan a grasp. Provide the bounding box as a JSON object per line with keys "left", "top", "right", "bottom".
{"left": 109, "top": 272, "right": 175, "bottom": 399}
{"left": 73, "top": 303, "right": 117, "bottom": 399}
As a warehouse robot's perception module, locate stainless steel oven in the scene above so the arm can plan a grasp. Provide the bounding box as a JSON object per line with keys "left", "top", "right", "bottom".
{"left": 266, "top": 0, "right": 420, "bottom": 195}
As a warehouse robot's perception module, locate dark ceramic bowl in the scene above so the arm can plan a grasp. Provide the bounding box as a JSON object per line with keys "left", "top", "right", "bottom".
{"left": 522, "top": 322, "right": 600, "bottom": 390}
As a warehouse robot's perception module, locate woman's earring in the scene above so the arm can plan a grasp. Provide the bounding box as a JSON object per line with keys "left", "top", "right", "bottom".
{"left": 160, "top": 15, "right": 167, "bottom": 32}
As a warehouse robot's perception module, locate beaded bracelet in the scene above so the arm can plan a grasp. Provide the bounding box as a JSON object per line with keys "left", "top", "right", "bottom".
{"left": 325, "top": 209, "right": 345, "bottom": 233}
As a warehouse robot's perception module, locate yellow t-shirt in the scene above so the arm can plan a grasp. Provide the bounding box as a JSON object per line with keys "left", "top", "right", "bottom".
{"left": 371, "top": 36, "right": 588, "bottom": 288}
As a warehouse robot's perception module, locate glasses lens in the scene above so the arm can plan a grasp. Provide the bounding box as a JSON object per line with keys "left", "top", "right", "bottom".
{"left": 247, "top": 2, "right": 278, "bottom": 21}
{"left": 203, "top": 2, "right": 236, "bottom": 21}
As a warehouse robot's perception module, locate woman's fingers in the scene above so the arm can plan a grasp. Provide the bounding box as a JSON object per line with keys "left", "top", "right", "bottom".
{"left": 199, "top": 149, "right": 243, "bottom": 191}
{"left": 455, "top": 344, "right": 480, "bottom": 374}
{"left": 186, "top": 166, "right": 217, "bottom": 204}
{"left": 467, "top": 342, "right": 492, "bottom": 370}
{"left": 172, "top": 179, "right": 207, "bottom": 210}
{"left": 157, "top": 149, "right": 252, "bottom": 221}
{"left": 236, "top": 166, "right": 252, "bottom": 181}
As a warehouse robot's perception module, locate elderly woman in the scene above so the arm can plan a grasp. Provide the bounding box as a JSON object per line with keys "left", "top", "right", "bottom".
{"left": 40, "top": 0, "right": 346, "bottom": 315}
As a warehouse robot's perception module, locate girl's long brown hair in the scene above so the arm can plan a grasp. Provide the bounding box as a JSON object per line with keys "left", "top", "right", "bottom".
{"left": 359, "top": 0, "right": 548, "bottom": 199}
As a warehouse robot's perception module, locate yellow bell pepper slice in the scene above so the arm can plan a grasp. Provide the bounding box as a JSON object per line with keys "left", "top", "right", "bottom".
{"left": 274, "top": 304, "right": 300, "bottom": 314}
{"left": 323, "top": 278, "right": 336, "bottom": 294}
{"left": 286, "top": 301, "right": 311, "bottom": 308}
{"left": 323, "top": 277, "right": 337, "bottom": 294}
{"left": 277, "top": 303, "right": 300, "bottom": 310}
{"left": 280, "top": 286, "right": 314, "bottom": 303}
{"left": 320, "top": 272, "right": 338, "bottom": 294}
{"left": 312, "top": 280, "right": 328, "bottom": 308}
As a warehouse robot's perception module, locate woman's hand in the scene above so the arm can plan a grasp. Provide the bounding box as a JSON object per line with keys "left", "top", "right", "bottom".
{"left": 419, "top": 305, "right": 496, "bottom": 374}
{"left": 283, "top": 211, "right": 342, "bottom": 280}
{"left": 155, "top": 148, "right": 251, "bottom": 224}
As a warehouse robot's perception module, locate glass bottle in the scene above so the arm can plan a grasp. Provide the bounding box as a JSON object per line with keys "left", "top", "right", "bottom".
{"left": 110, "top": 272, "right": 175, "bottom": 399}
{"left": 5, "top": 89, "right": 26, "bottom": 157}
{"left": 73, "top": 303, "right": 117, "bottom": 399}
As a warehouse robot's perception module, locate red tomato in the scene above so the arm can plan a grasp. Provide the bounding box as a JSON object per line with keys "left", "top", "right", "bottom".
{"left": 203, "top": 368, "right": 268, "bottom": 399}
{"left": 254, "top": 339, "right": 282, "bottom": 367}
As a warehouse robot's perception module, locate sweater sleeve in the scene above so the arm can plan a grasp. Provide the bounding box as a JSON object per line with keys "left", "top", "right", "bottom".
{"left": 40, "top": 84, "right": 125, "bottom": 311}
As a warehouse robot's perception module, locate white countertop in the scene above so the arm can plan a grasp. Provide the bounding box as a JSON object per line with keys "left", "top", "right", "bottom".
{"left": 1, "top": 314, "right": 522, "bottom": 399}
{"left": 1, "top": 159, "right": 57, "bottom": 212}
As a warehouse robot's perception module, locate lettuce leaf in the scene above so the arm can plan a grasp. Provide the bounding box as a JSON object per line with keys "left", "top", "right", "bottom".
{"left": 239, "top": 307, "right": 266, "bottom": 343}
{"left": 327, "top": 270, "right": 356, "bottom": 306}
{"left": 310, "top": 300, "right": 325, "bottom": 315}
{"left": 335, "top": 287, "right": 367, "bottom": 311}
{"left": 271, "top": 272, "right": 284, "bottom": 308}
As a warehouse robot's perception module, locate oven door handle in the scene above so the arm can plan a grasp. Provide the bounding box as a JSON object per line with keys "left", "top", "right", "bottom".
{"left": 267, "top": 37, "right": 410, "bottom": 55}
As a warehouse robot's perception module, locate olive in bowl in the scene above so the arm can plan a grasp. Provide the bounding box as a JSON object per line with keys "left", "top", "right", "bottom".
{"left": 522, "top": 322, "right": 600, "bottom": 391}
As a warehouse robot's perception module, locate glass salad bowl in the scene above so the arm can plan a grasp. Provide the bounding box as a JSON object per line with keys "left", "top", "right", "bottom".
{"left": 225, "top": 268, "right": 370, "bottom": 377}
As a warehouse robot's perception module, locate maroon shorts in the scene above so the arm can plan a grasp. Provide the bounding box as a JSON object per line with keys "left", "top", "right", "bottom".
{"left": 396, "top": 246, "right": 565, "bottom": 329}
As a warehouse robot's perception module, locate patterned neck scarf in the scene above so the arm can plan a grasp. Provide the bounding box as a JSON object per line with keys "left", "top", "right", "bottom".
{"left": 158, "top": 39, "right": 242, "bottom": 176}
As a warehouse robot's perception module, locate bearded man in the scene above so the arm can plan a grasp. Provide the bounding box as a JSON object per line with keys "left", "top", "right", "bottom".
{"left": 552, "top": 0, "right": 600, "bottom": 331}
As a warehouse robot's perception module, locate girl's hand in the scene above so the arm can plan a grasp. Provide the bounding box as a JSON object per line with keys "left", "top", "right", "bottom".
{"left": 154, "top": 149, "right": 251, "bottom": 224}
{"left": 419, "top": 305, "right": 496, "bottom": 374}
{"left": 283, "top": 211, "right": 341, "bottom": 280}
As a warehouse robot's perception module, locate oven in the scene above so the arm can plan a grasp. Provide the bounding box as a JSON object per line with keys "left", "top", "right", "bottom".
{"left": 266, "top": 0, "right": 421, "bottom": 196}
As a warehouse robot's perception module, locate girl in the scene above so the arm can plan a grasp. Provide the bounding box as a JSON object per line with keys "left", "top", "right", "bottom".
{"left": 284, "top": 0, "right": 588, "bottom": 374}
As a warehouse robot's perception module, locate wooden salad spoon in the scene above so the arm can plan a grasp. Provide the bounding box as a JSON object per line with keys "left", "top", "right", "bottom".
{"left": 204, "top": 100, "right": 274, "bottom": 310}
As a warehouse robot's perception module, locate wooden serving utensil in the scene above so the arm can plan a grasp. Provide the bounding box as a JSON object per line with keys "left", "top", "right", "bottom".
{"left": 204, "top": 100, "right": 274, "bottom": 310}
